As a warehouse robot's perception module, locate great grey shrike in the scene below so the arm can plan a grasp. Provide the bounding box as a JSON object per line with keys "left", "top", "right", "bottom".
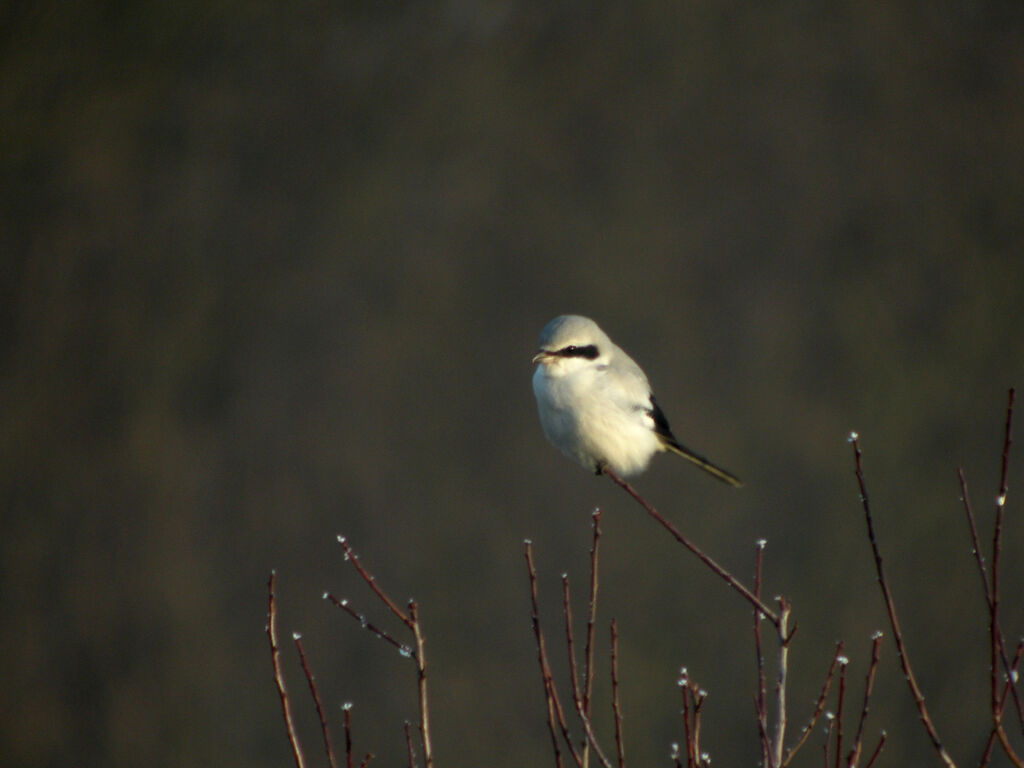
{"left": 531, "top": 315, "right": 742, "bottom": 485}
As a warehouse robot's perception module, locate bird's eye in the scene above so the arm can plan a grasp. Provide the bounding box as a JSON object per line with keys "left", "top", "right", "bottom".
{"left": 559, "top": 344, "right": 599, "bottom": 360}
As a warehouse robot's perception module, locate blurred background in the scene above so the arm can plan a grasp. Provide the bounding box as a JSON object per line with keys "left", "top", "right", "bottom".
{"left": 3, "top": 1, "right": 1024, "bottom": 766}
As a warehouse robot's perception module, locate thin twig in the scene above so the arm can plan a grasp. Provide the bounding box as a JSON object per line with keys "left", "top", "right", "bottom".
{"left": 343, "top": 704, "right": 354, "bottom": 768}
{"left": 267, "top": 571, "right": 307, "bottom": 768}
{"left": 358, "top": 753, "right": 374, "bottom": 768}
{"left": 525, "top": 540, "right": 579, "bottom": 768}
{"left": 782, "top": 642, "right": 845, "bottom": 768}
{"left": 850, "top": 435, "right": 956, "bottom": 768}
{"left": 601, "top": 467, "right": 779, "bottom": 625}
{"left": 679, "top": 670, "right": 709, "bottom": 767}
{"left": 862, "top": 732, "right": 886, "bottom": 768}
{"left": 562, "top": 575, "right": 590, "bottom": 766}
{"left": 610, "top": 619, "right": 625, "bottom": 768}
{"left": 958, "top": 470, "right": 1024, "bottom": 750}
{"left": 822, "top": 716, "right": 834, "bottom": 768}
{"left": 847, "top": 632, "right": 883, "bottom": 768}
{"left": 980, "top": 641, "right": 1024, "bottom": 766}
{"left": 323, "top": 592, "right": 412, "bottom": 657}
{"left": 773, "top": 599, "right": 792, "bottom": 768}
{"left": 330, "top": 535, "right": 433, "bottom": 767}
{"left": 337, "top": 535, "right": 412, "bottom": 628}
{"left": 403, "top": 721, "right": 416, "bottom": 768}
{"left": 563, "top": 575, "right": 582, "bottom": 711}
{"left": 991, "top": 389, "right": 1023, "bottom": 735}
{"left": 294, "top": 633, "right": 338, "bottom": 768}
{"left": 408, "top": 601, "right": 433, "bottom": 768}
{"left": 692, "top": 687, "right": 707, "bottom": 767}
{"left": 575, "top": 707, "right": 615, "bottom": 768}
{"left": 583, "top": 510, "right": 603, "bottom": 758}
{"left": 679, "top": 670, "right": 696, "bottom": 768}
{"left": 833, "top": 655, "right": 848, "bottom": 768}
{"left": 753, "top": 540, "right": 770, "bottom": 766}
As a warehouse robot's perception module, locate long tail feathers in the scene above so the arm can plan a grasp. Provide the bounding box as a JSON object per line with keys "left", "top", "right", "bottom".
{"left": 663, "top": 440, "right": 743, "bottom": 487}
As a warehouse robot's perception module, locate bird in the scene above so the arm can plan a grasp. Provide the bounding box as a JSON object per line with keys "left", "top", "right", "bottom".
{"left": 531, "top": 315, "right": 742, "bottom": 485}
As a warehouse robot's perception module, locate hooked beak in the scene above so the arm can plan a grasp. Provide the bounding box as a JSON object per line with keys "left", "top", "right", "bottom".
{"left": 532, "top": 349, "right": 553, "bottom": 365}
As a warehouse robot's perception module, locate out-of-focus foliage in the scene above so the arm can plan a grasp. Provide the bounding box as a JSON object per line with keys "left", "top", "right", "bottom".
{"left": 2, "top": 1, "right": 1024, "bottom": 766}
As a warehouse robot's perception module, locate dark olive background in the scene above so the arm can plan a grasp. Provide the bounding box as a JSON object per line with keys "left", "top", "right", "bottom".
{"left": 3, "top": 2, "right": 1024, "bottom": 766}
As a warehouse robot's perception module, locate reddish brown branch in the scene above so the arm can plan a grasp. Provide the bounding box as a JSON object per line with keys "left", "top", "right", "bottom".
{"left": 862, "top": 731, "right": 886, "bottom": 768}
{"left": 678, "top": 669, "right": 709, "bottom": 767}
{"left": 601, "top": 466, "right": 779, "bottom": 625}
{"left": 525, "top": 540, "right": 579, "bottom": 768}
{"left": 833, "top": 655, "right": 848, "bottom": 768}
{"left": 408, "top": 601, "right": 433, "bottom": 768}
{"left": 324, "top": 592, "right": 411, "bottom": 657}
{"left": 781, "top": 641, "right": 844, "bottom": 768}
{"left": 753, "top": 540, "right": 770, "bottom": 765}
{"left": 403, "top": 721, "right": 416, "bottom": 768}
{"left": 846, "top": 632, "right": 883, "bottom": 767}
{"left": 959, "top": 468, "right": 1024, "bottom": 743}
{"left": 267, "top": 571, "right": 307, "bottom": 768}
{"left": 850, "top": 436, "right": 956, "bottom": 767}
{"left": 610, "top": 619, "right": 625, "bottom": 768}
{"left": 342, "top": 703, "right": 354, "bottom": 768}
{"left": 294, "top": 633, "right": 338, "bottom": 768}
{"left": 337, "top": 535, "right": 412, "bottom": 628}
{"left": 328, "top": 535, "right": 433, "bottom": 767}
{"left": 561, "top": 575, "right": 584, "bottom": 754}
{"left": 980, "top": 641, "right": 1024, "bottom": 766}
{"left": 991, "top": 389, "right": 1022, "bottom": 735}
{"left": 584, "top": 509, "right": 603, "bottom": 724}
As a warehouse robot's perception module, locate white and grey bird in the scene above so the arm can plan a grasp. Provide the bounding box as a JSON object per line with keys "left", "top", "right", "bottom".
{"left": 531, "top": 315, "right": 742, "bottom": 485}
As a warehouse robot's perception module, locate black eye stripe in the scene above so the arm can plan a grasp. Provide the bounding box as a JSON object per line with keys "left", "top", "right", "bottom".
{"left": 557, "top": 344, "right": 599, "bottom": 360}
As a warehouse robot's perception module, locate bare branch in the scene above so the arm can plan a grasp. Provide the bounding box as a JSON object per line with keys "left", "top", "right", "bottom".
{"left": 782, "top": 642, "right": 845, "bottom": 768}
{"left": 601, "top": 466, "right": 779, "bottom": 625}
{"left": 772, "top": 599, "right": 792, "bottom": 768}
{"left": 678, "top": 670, "right": 709, "bottom": 767}
{"left": 847, "top": 632, "right": 883, "bottom": 767}
{"left": 575, "top": 706, "right": 615, "bottom": 768}
{"left": 403, "top": 721, "right": 416, "bottom": 768}
{"left": 294, "top": 633, "right": 337, "bottom": 768}
{"left": 753, "top": 540, "right": 770, "bottom": 765}
{"left": 833, "top": 655, "right": 848, "bottom": 768}
{"left": 610, "top": 619, "right": 625, "bottom": 768}
{"left": 850, "top": 435, "right": 956, "bottom": 767}
{"left": 584, "top": 509, "right": 603, "bottom": 729}
{"left": 862, "top": 731, "right": 886, "bottom": 768}
{"left": 267, "top": 571, "right": 307, "bottom": 768}
{"left": 337, "top": 535, "right": 412, "bottom": 628}
{"left": 408, "top": 601, "right": 433, "bottom": 768}
{"left": 991, "top": 389, "right": 1023, "bottom": 736}
{"left": 343, "top": 704, "right": 354, "bottom": 768}
{"left": 526, "top": 540, "right": 579, "bottom": 768}
{"left": 324, "top": 592, "right": 411, "bottom": 657}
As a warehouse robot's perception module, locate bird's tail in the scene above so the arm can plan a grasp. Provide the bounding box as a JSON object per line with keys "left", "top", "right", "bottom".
{"left": 663, "top": 439, "right": 743, "bottom": 487}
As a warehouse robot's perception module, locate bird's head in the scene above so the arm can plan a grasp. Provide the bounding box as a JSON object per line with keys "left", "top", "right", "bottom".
{"left": 532, "top": 315, "right": 609, "bottom": 375}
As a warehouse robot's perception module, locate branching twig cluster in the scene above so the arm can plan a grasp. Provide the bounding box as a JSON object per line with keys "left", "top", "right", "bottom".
{"left": 267, "top": 389, "right": 1021, "bottom": 768}
{"left": 598, "top": 467, "right": 872, "bottom": 767}
{"left": 525, "top": 509, "right": 624, "bottom": 768}
{"left": 526, "top": 476, "right": 885, "bottom": 767}
{"left": 675, "top": 667, "right": 709, "bottom": 768}
{"left": 265, "top": 535, "right": 434, "bottom": 768}
{"left": 850, "top": 388, "right": 1023, "bottom": 767}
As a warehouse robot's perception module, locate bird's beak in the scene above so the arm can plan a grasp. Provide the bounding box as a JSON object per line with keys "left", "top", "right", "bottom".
{"left": 532, "top": 350, "right": 551, "bottom": 365}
